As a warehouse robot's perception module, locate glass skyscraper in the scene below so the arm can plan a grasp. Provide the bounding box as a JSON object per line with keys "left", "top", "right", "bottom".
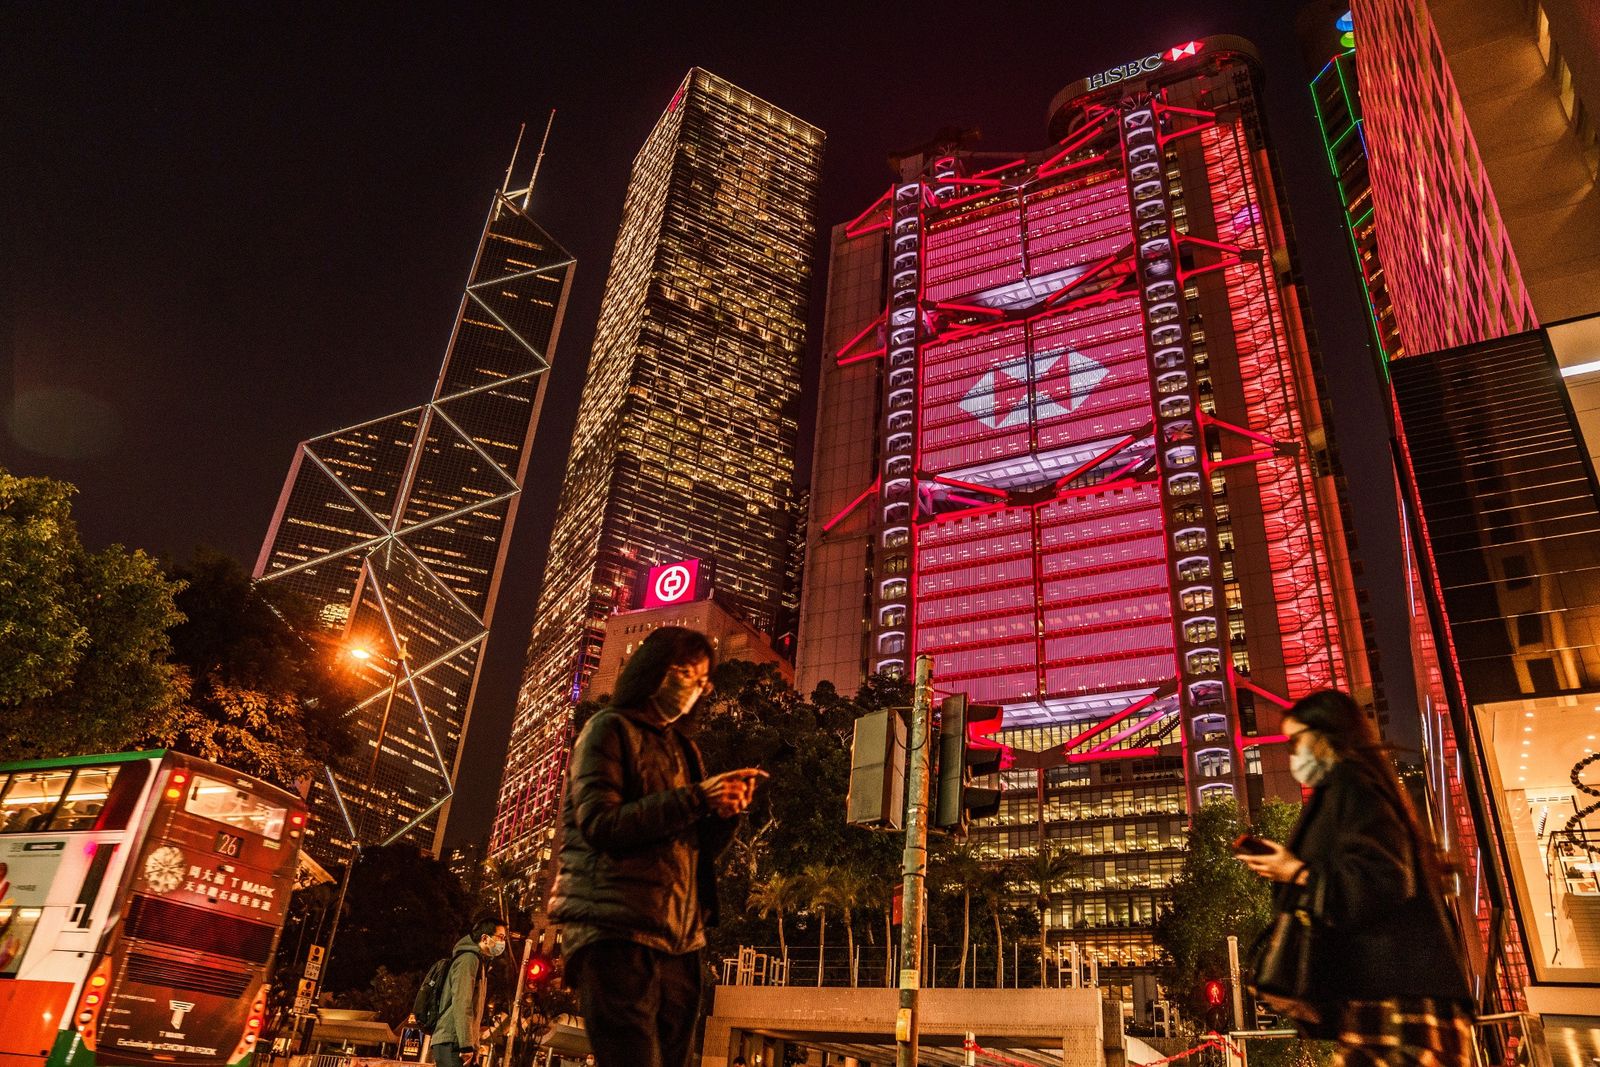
{"left": 256, "top": 185, "right": 574, "bottom": 862}
{"left": 798, "top": 36, "right": 1374, "bottom": 1011}
{"left": 489, "top": 69, "right": 823, "bottom": 873}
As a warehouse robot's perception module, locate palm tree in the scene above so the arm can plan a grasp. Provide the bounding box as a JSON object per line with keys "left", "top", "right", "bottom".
{"left": 802, "top": 863, "right": 838, "bottom": 986}
{"left": 1011, "top": 844, "right": 1080, "bottom": 984}
{"left": 933, "top": 843, "right": 985, "bottom": 987}
{"left": 857, "top": 872, "right": 897, "bottom": 987}
{"left": 746, "top": 871, "right": 802, "bottom": 964}
{"left": 828, "top": 865, "right": 873, "bottom": 987}
{"left": 973, "top": 865, "right": 1009, "bottom": 988}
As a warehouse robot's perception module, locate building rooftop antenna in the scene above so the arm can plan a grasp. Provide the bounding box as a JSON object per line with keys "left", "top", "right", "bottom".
{"left": 523, "top": 110, "right": 556, "bottom": 210}
{"left": 502, "top": 122, "right": 527, "bottom": 196}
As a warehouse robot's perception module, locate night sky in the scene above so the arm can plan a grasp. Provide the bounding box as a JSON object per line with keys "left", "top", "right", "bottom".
{"left": 4, "top": 1, "right": 1404, "bottom": 850}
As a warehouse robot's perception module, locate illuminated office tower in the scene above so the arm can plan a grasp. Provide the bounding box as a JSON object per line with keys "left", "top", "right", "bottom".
{"left": 256, "top": 178, "right": 575, "bottom": 861}
{"left": 797, "top": 37, "right": 1372, "bottom": 1008}
{"left": 490, "top": 70, "right": 822, "bottom": 872}
{"left": 1351, "top": 0, "right": 1600, "bottom": 354}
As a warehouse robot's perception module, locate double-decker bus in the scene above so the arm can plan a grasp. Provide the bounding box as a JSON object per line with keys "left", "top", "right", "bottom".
{"left": 0, "top": 750, "right": 307, "bottom": 1067}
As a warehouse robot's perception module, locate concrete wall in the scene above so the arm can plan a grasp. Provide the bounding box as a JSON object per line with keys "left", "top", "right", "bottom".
{"left": 702, "top": 985, "right": 1107, "bottom": 1067}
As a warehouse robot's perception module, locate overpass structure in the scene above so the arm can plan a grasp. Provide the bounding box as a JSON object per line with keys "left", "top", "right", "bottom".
{"left": 702, "top": 986, "right": 1120, "bottom": 1067}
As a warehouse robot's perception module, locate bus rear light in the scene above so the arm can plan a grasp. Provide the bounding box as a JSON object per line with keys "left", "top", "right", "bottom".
{"left": 78, "top": 1011, "right": 93, "bottom": 1024}
{"left": 90, "top": 975, "right": 107, "bottom": 988}
{"left": 165, "top": 787, "right": 181, "bottom": 799}
{"left": 84, "top": 992, "right": 101, "bottom": 1006}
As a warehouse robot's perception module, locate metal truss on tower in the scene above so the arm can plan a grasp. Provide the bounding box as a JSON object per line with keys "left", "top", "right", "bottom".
{"left": 256, "top": 188, "right": 575, "bottom": 861}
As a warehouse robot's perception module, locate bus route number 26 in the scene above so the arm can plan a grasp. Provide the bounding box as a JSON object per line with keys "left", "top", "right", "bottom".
{"left": 214, "top": 831, "right": 244, "bottom": 858}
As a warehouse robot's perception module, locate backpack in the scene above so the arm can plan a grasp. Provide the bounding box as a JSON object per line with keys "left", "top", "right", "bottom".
{"left": 412, "top": 947, "right": 475, "bottom": 1032}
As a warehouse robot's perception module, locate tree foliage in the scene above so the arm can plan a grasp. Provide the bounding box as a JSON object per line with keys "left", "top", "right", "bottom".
{"left": 0, "top": 468, "right": 186, "bottom": 757}
{"left": 1153, "top": 797, "right": 1300, "bottom": 1010}
{"left": 322, "top": 843, "right": 472, "bottom": 994}
{"left": 160, "top": 549, "right": 357, "bottom": 789}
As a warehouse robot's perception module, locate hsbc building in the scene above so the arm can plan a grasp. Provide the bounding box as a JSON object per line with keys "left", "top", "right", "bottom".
{"left": 795, "top": 36, "right": 1376, "bottom": 1001}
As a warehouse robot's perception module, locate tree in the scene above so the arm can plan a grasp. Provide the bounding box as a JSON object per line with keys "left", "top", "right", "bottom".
{"left": 160, "top": 549, "right": 357, "bottom": 788}
{"left": 932, "top": 842, "right": 986, "bottom": 988}
{"left": 803, "top": 863, "right": 838, "bottom": 986}
{"left": 746, "top": 871, "right": 803, "bottom": 963}
{"left": 322, "top": 843, "right": 470, "bottom": 994}
{"left": 0, "top": 468, "right": 186, "bottom": 756}
{"left": 1010, "top": 843, "right": 1081, "bottom": 981}
{"left": 828, "top": 864, "right": 873, "bottom": 987}
{"left": 972, "top": 866, "right": 1011, "bottom": 988}
{"left": 1153, "top": 797, "right": 1300, "bottom": 1011}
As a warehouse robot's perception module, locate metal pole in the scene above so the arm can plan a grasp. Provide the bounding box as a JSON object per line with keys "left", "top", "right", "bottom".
{"left": 1227, "top": 934, "right": 1244, "bottom": 1032}
{"left": 505, "top": 933, "right": 534, "bottom": 1066}
{"left": 895, "top": 655, "right": 935, "bottom": 1067}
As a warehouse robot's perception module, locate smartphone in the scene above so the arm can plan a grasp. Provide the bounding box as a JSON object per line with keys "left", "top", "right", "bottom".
{"left": 1232, "top": 833, "right": 1274, "bottom": 856}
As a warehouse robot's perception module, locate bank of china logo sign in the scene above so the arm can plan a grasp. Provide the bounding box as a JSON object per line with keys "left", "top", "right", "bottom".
{"left": 654, "top": 565, "right": 692, "bottom": 603}
{"left": 959, "top": 348, "right": 1107, "bottom": 430}
{"left": 644, "top": 557, "right": 702, "bottom": 609}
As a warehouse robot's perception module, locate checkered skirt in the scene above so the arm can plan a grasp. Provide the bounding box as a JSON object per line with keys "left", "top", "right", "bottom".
{"left": 1332, "top": 996, "right": 1476, "bottom": 1067}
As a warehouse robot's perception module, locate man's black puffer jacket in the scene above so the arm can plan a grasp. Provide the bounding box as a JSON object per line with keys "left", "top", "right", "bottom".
{"left": 548, "top": 707, "right": 738, "bottom": 954}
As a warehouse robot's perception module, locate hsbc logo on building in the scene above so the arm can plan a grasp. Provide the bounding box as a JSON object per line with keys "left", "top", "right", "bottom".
{"left": 958, "top": 348, "right": 1108, "bottom": 429}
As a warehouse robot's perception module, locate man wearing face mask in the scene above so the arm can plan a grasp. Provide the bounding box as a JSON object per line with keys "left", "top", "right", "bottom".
{"left": 430, "top": 918, "right": 507, "bottom": 1067}
{"left": 550, "top": 626, "right": 764, "bottom": 1067}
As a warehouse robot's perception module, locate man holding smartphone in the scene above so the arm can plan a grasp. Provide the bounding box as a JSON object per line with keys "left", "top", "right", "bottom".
{"left": 549, "top": 626, "right": 765, "bottom": 1067}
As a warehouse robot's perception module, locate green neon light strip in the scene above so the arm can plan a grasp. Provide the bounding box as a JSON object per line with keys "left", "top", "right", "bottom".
{"left": 1309, "top": 50, "right": 1394, "bottom": 377}
{"left": 0, "top": 749, "right": 167, "bottom": 773}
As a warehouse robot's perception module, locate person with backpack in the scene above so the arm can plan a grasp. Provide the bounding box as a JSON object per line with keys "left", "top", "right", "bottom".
{"left": 415, "top": 918, "right": 507, "bottom": 1067}
{"left": 549, "top": 626, "right": 765, "bottom": 1067}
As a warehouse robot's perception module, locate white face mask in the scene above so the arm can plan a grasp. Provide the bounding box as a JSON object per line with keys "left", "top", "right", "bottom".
{"left": 1290, "top": 747, "right": 1333, "bottom": 787}
{"left": 483, "top": 935, "right": 506, "bottom": 958}
{"left": 653, "top": 672, "right": 705, "bottom": 722}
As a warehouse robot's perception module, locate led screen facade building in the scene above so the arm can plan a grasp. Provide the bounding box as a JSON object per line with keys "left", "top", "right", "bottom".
{"left": 490, "top": 70, "right": 822, "bottom": 874}
{"left": 256, "top": 186, "right": 574, "bottom": 861}
{"left": 798, "top": 37, "right": 1373, "bottom": 1001}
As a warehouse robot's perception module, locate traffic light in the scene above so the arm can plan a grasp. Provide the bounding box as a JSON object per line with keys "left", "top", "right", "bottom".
{"left": 524, "top": 954, "right": 554, "bottom": 987}
{"left": 1203, "top": 979, "right": 1229, "bottom": 1033}
{"left": 847, "top": 708, "right": 908, "bottom": 829}
{"left": 934, "top": 695, "right": 1007, "bottom": 835}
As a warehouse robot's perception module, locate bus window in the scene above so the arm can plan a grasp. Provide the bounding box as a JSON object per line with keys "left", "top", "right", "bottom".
{"left": 184, "top": 775, "right": 287, "bottom": 841}
{"left": 48, "top": 766, "right": 121, "bottom": 831}
{"left": 0, "top": 769, "right": 72, "bottom": 833}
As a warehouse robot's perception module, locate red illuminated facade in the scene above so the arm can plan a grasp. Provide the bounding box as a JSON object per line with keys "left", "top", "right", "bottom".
{"left": 797, "top": 36, "right": 1373, "bottom": 997}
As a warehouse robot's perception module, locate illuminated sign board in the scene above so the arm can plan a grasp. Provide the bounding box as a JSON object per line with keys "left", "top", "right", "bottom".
{"left": 1083, "top": 41, "right": 1204, "bottom": 91}
{"left": 643, "top": 557, "right": 705, "bottom": 609}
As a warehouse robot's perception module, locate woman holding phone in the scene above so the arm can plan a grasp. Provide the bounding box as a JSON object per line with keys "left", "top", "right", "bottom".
{"left": 1235, "top": 689, "right": 1473, "bottom": 1067}
{"left": 549, "top": 625, "right": 766, "bottom": 1067}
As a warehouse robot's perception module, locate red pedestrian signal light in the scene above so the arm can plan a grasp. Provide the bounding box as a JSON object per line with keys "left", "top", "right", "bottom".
{"left": 525, "top": 955, "right": 554, "bottom": 985}
{"left": 1205, "top": 979, "right": 1226, "bottom": 1006}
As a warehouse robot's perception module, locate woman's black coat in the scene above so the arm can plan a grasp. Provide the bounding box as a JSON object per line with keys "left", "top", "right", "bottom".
{"left": 1284, "top": 758, "right": 1473, "bottom": 1003}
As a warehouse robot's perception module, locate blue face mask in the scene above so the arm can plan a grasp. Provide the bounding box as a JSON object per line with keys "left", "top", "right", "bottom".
{"left": 484, "top": 935, "right": 506, "bottom": 958}
{"left": 1290, "top": 748, "right": 1332, "bottom": 787}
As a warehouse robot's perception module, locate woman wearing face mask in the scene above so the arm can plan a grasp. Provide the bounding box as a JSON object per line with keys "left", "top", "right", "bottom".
{"left": 549, "top": 626, "right": 765, "bottom": 1067}
{"left": 1236, "top": 689, "right": 1473, "bottom": 1067}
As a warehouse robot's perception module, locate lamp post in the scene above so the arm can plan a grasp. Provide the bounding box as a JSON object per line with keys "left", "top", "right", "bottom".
{"left": 348, "top": 635, "right": 409, "bottom": 841}
{"left": 296, "top": 636, "right": 410, "bottom": 1054}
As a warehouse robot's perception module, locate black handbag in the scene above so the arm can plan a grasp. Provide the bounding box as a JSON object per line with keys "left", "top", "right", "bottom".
{"left": 1249, "top": 875, "right": 1326, "bottom": 1024}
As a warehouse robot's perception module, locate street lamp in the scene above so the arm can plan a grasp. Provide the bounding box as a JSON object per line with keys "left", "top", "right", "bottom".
{"left": 296, "top": 635, "right": 410, "bottom": 1053}
{"left": 352, "top": 635, "right": 409, "bottom": 839}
